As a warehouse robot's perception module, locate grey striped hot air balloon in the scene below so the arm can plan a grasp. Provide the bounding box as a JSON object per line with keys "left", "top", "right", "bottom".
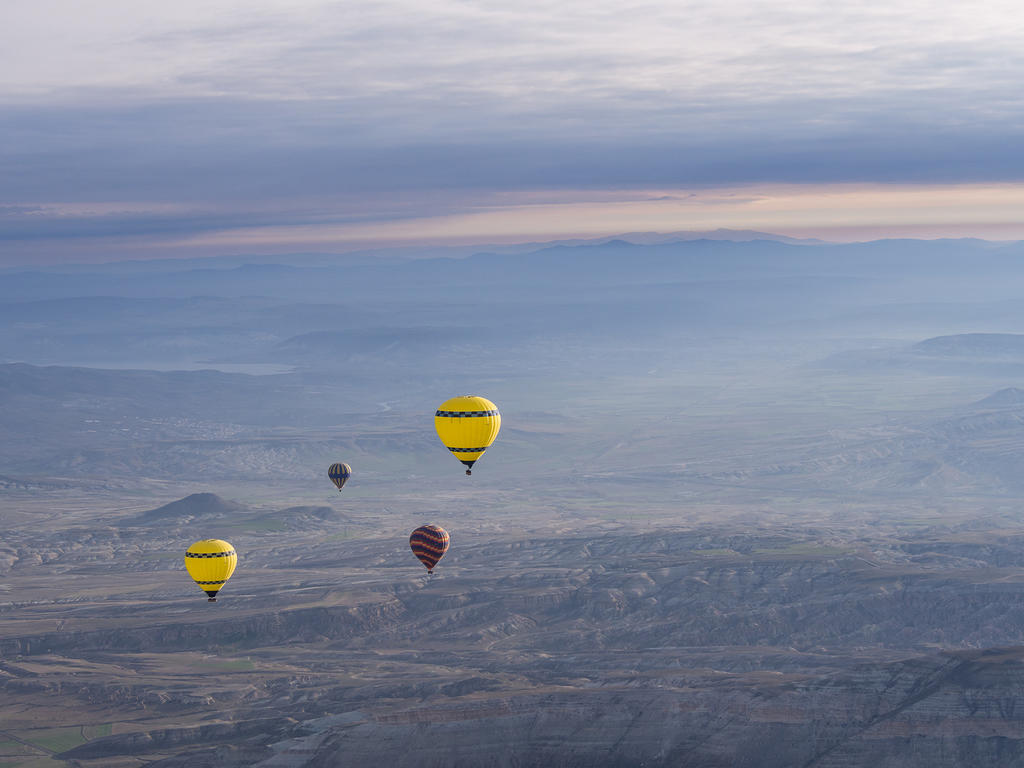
{"left": 328, "top": 463, "right": 351, "bottom": 491}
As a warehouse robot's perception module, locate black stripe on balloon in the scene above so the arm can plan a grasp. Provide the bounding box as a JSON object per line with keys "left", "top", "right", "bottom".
{"left": 186, "top": 551, "right": 236, "bottom": 558}
{"left": 411, "top": 536, "right": 443, "bottom": 544}
{"left": 412, "top": 543, "right": 446, "bottom": 556}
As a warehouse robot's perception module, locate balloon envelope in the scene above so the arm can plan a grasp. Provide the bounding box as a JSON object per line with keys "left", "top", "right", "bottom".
{"left": 328, "top": 462, "right": 352, "bottom": 491}
{"left": 409, "top": 525, "right": 450, "bottom": 573}
{"left": 185, "top": 539, "right": 237, "bottom": 602}
{"left": 434, "top": 395, "right": 500, "bottom": 474}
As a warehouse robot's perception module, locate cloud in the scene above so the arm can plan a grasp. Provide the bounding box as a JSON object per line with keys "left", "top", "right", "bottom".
{"left": 2, "top": 1, "right": 1023, "bottom": 261}
{"left": 7, "top": 182, "right": 1024, "bottom": 268}
{"left": 6, "top": 1, "right": 1024, "bottom": 127}
{"left": 1, "top": 103, "right": 1021, "bottom": 205}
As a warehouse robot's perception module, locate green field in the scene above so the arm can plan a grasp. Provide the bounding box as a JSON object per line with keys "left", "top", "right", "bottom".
{"left": 13, "top": 727, "right": 86, "bottom": 755}
{"left": 191, "top": 658, "right": 257, "bottom": 672}
{"left": 0, "top": 741, "right": 33, "bottom": 756}
{"left": 752, "top": 544, "right": 847, "bottom": 556}
{"left": 0, "top": 755, "right": 71, "bottom": 768}
{"left": 691, "top": 548, "right": 739, "bottom": 556}
{"left": 81, "top": 724, "right": 112, "bottom": 740}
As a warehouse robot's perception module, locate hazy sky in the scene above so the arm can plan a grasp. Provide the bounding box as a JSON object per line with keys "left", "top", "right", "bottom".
{"left": 3, "top": 0, "right": 1024, "bottom": 263}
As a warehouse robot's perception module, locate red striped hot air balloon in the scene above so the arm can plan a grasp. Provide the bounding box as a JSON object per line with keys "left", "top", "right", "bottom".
{"left": 409, "top": 525, "right": 450, "bottom": 573}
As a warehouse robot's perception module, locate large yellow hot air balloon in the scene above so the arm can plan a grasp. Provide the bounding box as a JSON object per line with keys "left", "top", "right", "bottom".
{"left": 185, "top": 539, "right": 237, "bottom": 602}
{"left": 434, "top": 395, "right": 501, "bottom": 475}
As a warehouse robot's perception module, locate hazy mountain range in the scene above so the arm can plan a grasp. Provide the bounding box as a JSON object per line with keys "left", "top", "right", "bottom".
{"left": 5, "top": 233, "right": 1024, "bottom": 766}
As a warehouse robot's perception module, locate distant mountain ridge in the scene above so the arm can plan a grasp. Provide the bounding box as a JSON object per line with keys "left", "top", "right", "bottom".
{"left": 277, "top": 326, "right": 483, "bottom": 359}
{"left": 592, "top": 228, "right": 826, "bottom": 245}
{"left": 4, "top": 236, "right": 1024, "bottom": 302}
{"left": 974, "top": 387, "right": 1024, "bottom": 407}
{"left": 134, "top": 495, "right": 357, "bottom": 527}
{"left": 913, "top": 333, "right": 1024, "bottom": 358}
{"left": 277, "top": 505, "right": 349, "bottom": 522}
{"left": 0, "top": 229, "right": 825, "bottom": 275}
{"left": 139, "top": 492, "right": 246, "bottom": 523}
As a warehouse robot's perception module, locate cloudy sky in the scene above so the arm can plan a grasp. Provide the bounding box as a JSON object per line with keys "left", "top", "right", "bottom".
{"left": 3, "top": 0, "right": 1023, "bottom": 264}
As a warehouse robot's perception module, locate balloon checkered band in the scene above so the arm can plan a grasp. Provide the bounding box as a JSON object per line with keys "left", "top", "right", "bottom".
{"left": 193, "top": 579, "right": 228, "bottom": 585}
{"left": 446, "top": 446, "right": 488, "bottom": 453}
{"left": 435, "top": 410, "right": 499, "bottom": 417}
{"left": 186, "top": 551, "right": 236, "bottom": 558}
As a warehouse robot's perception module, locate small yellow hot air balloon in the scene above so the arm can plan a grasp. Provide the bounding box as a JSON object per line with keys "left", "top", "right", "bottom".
{"left": 434, "top": 395, "right": 501, "bottom": 475}
{"left": 185, "top": 539, "right": 237, "bottom": 602}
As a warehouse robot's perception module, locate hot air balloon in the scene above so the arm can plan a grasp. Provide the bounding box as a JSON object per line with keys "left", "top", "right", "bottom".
{"left": 328, "top": 462, "right": 352, "bottom": 491}
{"left": 185, "top": 539, "right": 237, "bottom": 602}
{"left": 434, "top": 395, "right": 501, "bottom": 475}
{"left": 409, "top": 524, "right": 450, "bottom": 573}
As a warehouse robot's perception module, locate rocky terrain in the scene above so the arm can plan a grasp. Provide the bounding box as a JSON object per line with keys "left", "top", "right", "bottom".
{"left": 4, "top": 487, "right": 1024, "bottom": 767}
{"left": 6, "top": 237, "right": 1024, "bottom": 765}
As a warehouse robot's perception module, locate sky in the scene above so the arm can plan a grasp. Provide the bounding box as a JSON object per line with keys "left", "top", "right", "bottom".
{"left": 2, "top": 0, "right": 1024, "bottom": 265}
